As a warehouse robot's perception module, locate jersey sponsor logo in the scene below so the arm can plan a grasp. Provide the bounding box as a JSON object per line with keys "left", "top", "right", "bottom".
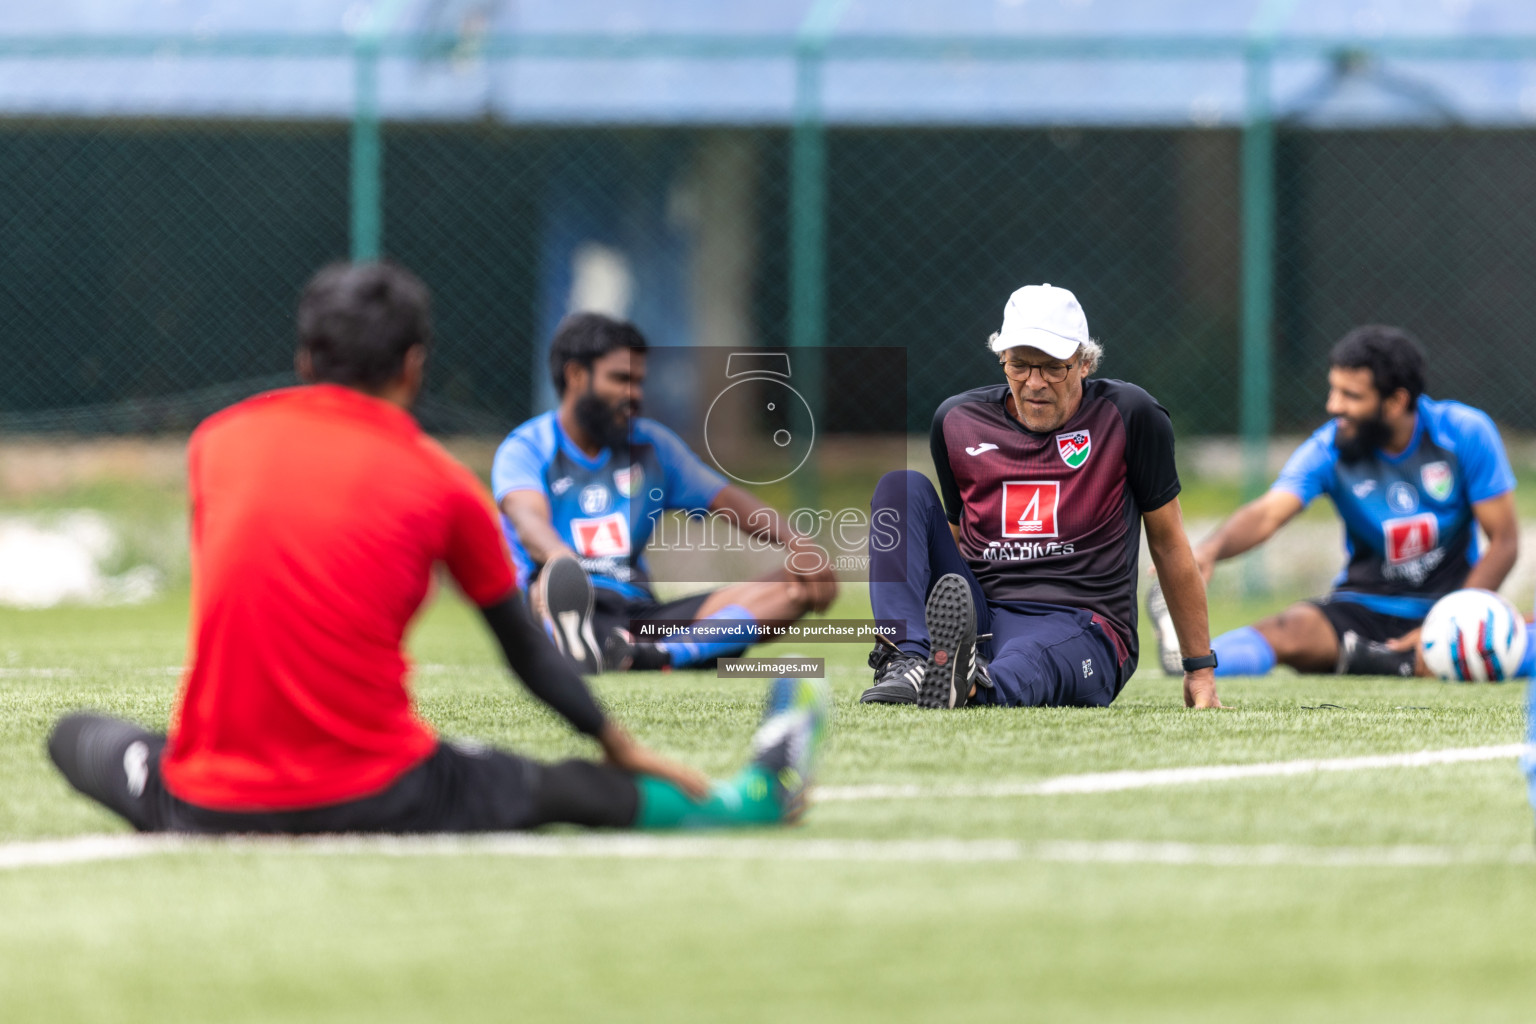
{"left": 1422, "top": 461, "right": 1453, "bottom": 501}
{"left": 580, "top": 555, "right": 634, "bottom": 583}
{"left": 1387, "top": 481, "right": 1418, "bottom": 514}
{"left": 550, "top": 476, "right": 574, "bottom": 496}
{"left": 571, "top": 511, "right": 630, "bottom": 558}
{"left": 579, "top": 484, "right": 611, "bottom": 515}
{"left": 984, "top": 539, "right": 1075, "bottom": 560}
{"left": 1056, "top": 430, "right": 1091, "bottom": 469}
{"left": 613, "top": 465, "right": 643, "bottom": 498}
{"left": 1383, "top": 512, "right": 1438, "bottom": 565}
{"left": 1002, "top": 481, "right": 1059, "bottom": 538}
{"left": 965, "top": 442, "right": 1000, "bottom": 457}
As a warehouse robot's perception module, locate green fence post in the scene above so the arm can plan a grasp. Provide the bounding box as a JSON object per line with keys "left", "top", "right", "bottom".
{"left": 350, "top": 37, "right": 382, "bottom": 262}
{"left": 787, "top": 5, "right": 848, "bottom": 513}
{"left": 349, "top": 1, "right": 411, "bottom": 262}
{"left": 1239, "top": 42, "right": 1276, "bottom": 595}
{"left": 1240, "top": 45, "right": 1275, "bottom": 500}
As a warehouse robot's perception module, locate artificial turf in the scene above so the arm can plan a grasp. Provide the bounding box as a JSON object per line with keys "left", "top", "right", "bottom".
{"left": 2, "top": 587, "right": 1534, "bottom": 1022}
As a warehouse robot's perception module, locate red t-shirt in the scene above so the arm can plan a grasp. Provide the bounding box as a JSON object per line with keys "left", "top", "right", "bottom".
{"left": 160, "top": 385, "right": 516, "bottom": 811}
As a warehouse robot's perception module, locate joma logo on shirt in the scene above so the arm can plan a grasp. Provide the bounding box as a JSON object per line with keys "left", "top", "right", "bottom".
{"left": 1002, "top": 481, "right": 1059, "bottom": 538}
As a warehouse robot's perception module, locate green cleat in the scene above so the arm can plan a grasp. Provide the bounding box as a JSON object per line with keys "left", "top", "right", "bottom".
{"left": 749, "top": 677, "right": 830, "bottom": 823}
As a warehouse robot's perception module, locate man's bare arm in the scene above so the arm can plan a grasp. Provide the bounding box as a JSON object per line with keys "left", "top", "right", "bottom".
{"left": 1144, "top": 498, "right": 1222, "bottom": 708}
{"left": 480, "top": 597, "right": 707, "bottom": 799}
{"left": 1191, "top": 489, "right": 1305, "bottom": 582}
{"left": 1464, "top": 492, "right": 1519, "bottom": 593}
{"left": 708, "top": 485, "right": 838, "bottom": 612}
{"left": 500, "top": 490, "right": 578, "bottom": 566}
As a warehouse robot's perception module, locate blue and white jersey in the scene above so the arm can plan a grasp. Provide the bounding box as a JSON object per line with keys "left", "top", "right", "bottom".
{"left": 491, "top": 412, "right": 728, "bottom": 600}
{"left": 1273, "top": 396, "right": 1515, "bottom": 619}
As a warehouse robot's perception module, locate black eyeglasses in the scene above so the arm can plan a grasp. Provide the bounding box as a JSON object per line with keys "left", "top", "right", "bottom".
{"left": 1002, "top": 358, "right": 1078, "bottom": 384}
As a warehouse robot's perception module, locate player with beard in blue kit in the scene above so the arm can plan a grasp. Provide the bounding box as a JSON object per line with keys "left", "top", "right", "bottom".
{"left": 493, "top": 313, "right": 837, "bottom": 674}
{"left": 1147, "top": 325, "right": 1527, "bottom": 679}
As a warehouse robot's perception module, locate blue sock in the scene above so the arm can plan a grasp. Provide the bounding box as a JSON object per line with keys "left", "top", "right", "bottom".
{"left": 1519, "top": 624, "right": 1536, "bottom": 678}
{"left": 660, "top": 604, "right": 759, "bottom": 668}
{"left": 1211, "top": 626, "right": 1277, "bottom": 677}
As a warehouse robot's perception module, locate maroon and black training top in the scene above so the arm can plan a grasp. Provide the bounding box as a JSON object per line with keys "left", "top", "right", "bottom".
{"left": 930, "top": 378, "right": 1181, "bottom": 666}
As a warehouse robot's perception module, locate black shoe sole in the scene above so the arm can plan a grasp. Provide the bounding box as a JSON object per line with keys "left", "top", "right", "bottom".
{"left": 859, "top": 681, "right": 918, "bottom": 705}
{"left": 539, "top": 558, "right": 600, "bottom": 674}
{"left": 917, "top": 574, "right": 977, "bottom": 710}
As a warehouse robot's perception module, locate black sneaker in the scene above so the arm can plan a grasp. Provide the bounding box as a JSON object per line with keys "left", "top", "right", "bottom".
{"left": 603, "top": 627, "right": 673, "bottom": 672}
{"left": 859, "top": 641, "right": 924, "bottom": 704}
{"left": 917, "top": 574, "right": 978, "bottom": 710}
{"left": 47, "top": 712, "right": 162, "bottom": 831}
{"left": 535, "top": 557, "right": 602, "bottom": 674}
{"left": 1146, "top": 580, "right": 1182, "bottom": 676}
{"left": 972, "top": 644, "right": 994, "bottom": 692}
{"left": 1337, "top": 630, "right": 1416, "bottom": 677}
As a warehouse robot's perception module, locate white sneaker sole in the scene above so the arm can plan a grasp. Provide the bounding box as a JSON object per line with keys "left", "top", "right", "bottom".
{"left": 1146, "top": 581, "right": 1182, "bottom": 676}
{"left": 538, "top": 559, "right": 601, "bottom": 674}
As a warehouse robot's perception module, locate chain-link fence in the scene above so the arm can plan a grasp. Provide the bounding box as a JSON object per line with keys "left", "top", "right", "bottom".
{"left": 4, "top": 33, "right": 1536, "bottom": 476}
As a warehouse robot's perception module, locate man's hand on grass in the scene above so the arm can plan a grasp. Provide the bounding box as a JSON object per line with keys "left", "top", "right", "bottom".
{"left": 1184, "top": 668, "right": 1223, "bottom": 708}
{"left": 599, "top": 722, "right": 710, "bottom": 801}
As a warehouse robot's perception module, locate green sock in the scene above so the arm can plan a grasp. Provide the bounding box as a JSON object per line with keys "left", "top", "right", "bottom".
{"left": 633, "top": 766, "right": 783, "bottom": 830}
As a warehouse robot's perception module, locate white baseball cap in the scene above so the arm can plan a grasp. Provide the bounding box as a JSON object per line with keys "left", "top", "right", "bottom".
{"left": 989, "top": 283, "right": 1089, "bottom": 360}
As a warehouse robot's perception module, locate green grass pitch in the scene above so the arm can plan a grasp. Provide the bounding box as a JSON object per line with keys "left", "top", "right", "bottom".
{"left": 2, "top": 587, "right": 1535, "bottom": 1023}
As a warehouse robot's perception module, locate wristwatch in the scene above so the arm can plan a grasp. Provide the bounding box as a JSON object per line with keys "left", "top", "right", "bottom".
{"left": 1181, "top": 652, "right": 1218, "bottom": 672}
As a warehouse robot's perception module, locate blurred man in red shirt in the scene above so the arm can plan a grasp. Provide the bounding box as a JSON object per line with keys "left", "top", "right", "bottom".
{"left": 49, "top": 262, "right": 824, "bottom": 834}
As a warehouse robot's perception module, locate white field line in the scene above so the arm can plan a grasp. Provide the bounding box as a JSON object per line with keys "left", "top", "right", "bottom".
{"left": 2, "top": 833, "right": 1533, "bottom": 871}
{"left": 4, "top": 744, "right": 1531, "bottom": 872}
{"left": 0, "top": 664, "right": 463, "bottom": 679}
{"left": 0, "top": 667, "right": 184, "bottom": 678}
{"left": 817, "top": 744, "right": 1529, "bottom": 801}
{"left": 0, "top": 834, "right": 186, "bottom": 869}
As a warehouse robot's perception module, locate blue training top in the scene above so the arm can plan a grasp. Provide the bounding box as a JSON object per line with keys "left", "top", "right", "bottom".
{"left": 1272, "top": 395, "right": 1515, "bottom": 620}
{"left": 491, "top": 411, "right": 728, "bottom": 600}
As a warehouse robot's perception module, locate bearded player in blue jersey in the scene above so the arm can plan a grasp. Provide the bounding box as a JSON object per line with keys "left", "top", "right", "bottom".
{"left": 1148, "top": 325, "right": 1528, "bottom": 679}
{"left": 493, "top": 313, "right": 838, "bottom": 673}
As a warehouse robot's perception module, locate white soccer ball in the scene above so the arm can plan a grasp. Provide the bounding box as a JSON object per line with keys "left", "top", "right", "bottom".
{"left": 1418, "top": 588, "right": 1528, "bottom": 683}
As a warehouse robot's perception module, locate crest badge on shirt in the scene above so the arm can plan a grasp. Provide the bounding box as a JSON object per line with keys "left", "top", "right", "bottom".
{"left": 613, "top": 465, "right": 644, "bottom": 498}
{"left": 1421, "top": 461, "right": 1454, "bottom": 501}
{"left": 1386, "top": 481, "right": 1419, "bottom": 514}
{"left": 579, "top": 484, "right": 611, "bottom": 516}
{"left": 1055, "top": 430, "right": 1091, "bottom": 469}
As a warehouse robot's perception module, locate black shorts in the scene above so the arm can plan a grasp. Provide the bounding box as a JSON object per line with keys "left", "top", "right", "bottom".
{"left": 1308, "top": 596, "right": 1422, "bottom": 645}
{"left": 48, "top": 713, "right": 638, "bottom": 835}
{"left": 591, "top": 586, "right": 714, "bottom": 642}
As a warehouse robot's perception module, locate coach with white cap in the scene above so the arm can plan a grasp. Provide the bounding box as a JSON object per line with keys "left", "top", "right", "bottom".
{"left": 860, "top": 284, "right": 1221, "bottom": 709}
